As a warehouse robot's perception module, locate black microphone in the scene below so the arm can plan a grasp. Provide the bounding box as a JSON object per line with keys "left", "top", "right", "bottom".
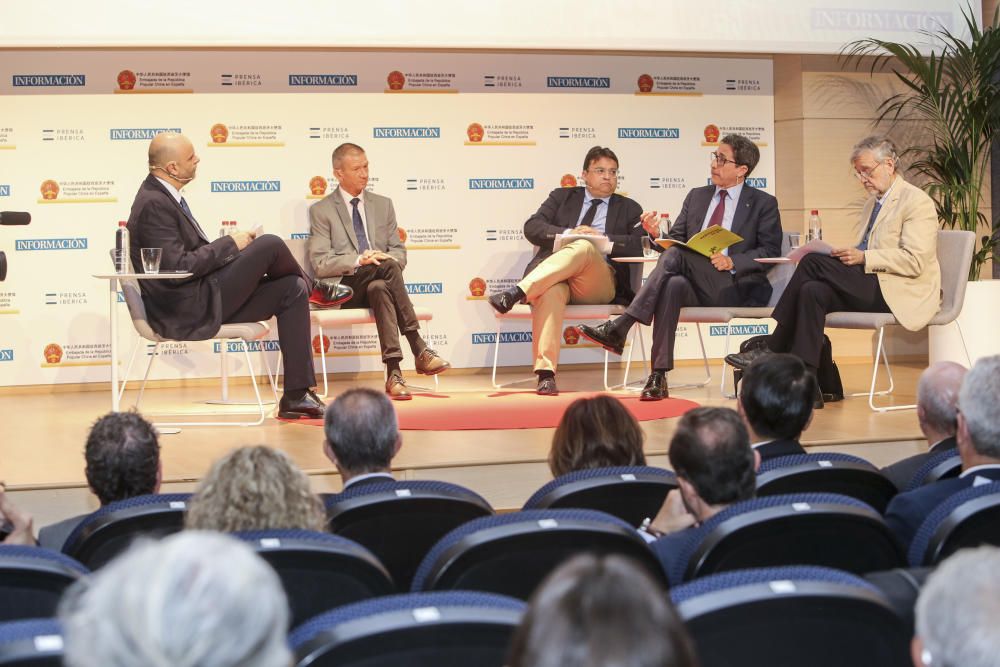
{"left": 0, "top": 212, "right": 30, "bottom": 225}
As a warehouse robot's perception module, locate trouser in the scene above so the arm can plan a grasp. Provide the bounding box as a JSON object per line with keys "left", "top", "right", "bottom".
{"left": 340, "top": 260, "right": 420, "bottom": 363}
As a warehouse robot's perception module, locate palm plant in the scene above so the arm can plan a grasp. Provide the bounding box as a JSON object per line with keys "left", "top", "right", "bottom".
{"left": 841, "top": 3, "right": 1000, "bottom": 280}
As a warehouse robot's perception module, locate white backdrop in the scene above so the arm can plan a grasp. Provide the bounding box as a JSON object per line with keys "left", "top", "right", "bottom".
{"left": 0, "top": 50, "right": 773, "bottom": 387}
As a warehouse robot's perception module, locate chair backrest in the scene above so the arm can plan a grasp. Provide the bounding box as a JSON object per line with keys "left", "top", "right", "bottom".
{"left": 233, "top": 529, "right": 395, "bottom": 628}
{"left": 411, "top": 509, "right": 667, "bottom": 599}
{"left": 107, "top": 248, "right": 162, "bottom": 342}
{"left": 289, "top": 591, "right": 525, "bottom": 667}
{"left": 756, "top": 453, "right": 898, "bottom": 513}
{"left": 933, "top": 230, "right": 976, "bottom": 325}
{"left": 62, "top": 493, "right": 190, "bottom": 570}
{"left": 765, "top": 231, "right": 796, "bottom": 307}
{"left": 0, "top": 547, "right": 88, "bottom": 623}
{"left": 325, "top": 481, "right": 494, "bottom": 590}
{"left": 672, "top": 566, "right": 910, "bottom": 667}
{"left": 908, "top": 482, "right": 1000, "bottom": 566}
{"left": 0, "top": 619, "right": 64, "bottom": 667}
{"left": 903, "top": 452, "right": 962, "bottom": 492}
{"left": 671, "top": 493, "right": 905, "bottom": 585}
{"left": 522, "top": 466, "right": 677, "bottom": 527}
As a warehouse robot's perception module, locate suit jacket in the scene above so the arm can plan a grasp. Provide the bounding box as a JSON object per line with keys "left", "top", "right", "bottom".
{"left": 126, "top": 174, "right": 240, "bottom": 340}
{"left": 307, "top": 190, "right": 407, "bottom": 284}
{"left": 523, "top": 187, "right": 644, "bottom": 304}
{"left": 754, "top": 438, "right": 807, "bottom": 463}
{"left": 651, "top": 528, "right": 696, "bottom": 586}
{"left": 884, "top": 466, "right": 1000, "bottom": 549}
{"left": 860, "top": 175, "right": 941, "bottom": 331}
{"left": 667, "top": 184, "right": 782, "bottom": 306}
{"left": 37, "top": 514, "right": 88, "bottom": 552}
{"left": 881, "top": 437, "right": 957, "bottom": 491}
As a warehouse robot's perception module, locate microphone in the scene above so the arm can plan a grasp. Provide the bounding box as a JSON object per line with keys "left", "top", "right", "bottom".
{"left": 0, "top": 212, "right": 30, "bottom": 226}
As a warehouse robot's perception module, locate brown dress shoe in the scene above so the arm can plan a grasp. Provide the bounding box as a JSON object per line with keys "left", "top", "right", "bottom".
{"left": 386, "top": 373, "right": 412, "bottom": 401}
{"left": 414, "top": 348, "right": 451, "bottom": 375}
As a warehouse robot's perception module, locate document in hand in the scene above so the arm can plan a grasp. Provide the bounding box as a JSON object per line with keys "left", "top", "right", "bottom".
{"left": 787, "top": 239, "right": 834, "bottom": 262}
{"left": 553, "top": 233, "right": 614, "bottom": 255}
{"left": 655, "top": 226, "right": 743, "bottom": 257}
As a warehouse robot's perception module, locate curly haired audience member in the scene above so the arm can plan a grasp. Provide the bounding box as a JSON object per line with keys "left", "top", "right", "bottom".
{"left": 549, "top": 394, "right": 645, "bottom": 478}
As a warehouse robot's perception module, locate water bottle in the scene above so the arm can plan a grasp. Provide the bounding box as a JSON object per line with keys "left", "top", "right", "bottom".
{"left": 659, "top": 212, "right": 671, "bottom": 236}
{"left": 219, "top": 220, "right": 229, "bottom": 238}
{"left": 115, "top": 220, "right": 130, "bottom": 274}
{"left": 808, "top": 209, "right": 822, "bottom": 242}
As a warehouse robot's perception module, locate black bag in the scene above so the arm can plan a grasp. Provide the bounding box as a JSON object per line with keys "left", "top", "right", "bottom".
{"left": 733, "top": 335, "right": 843, "bottom": 401}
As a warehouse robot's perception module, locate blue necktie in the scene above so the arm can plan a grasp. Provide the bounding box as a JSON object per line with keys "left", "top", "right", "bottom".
{"left": 178, "top": 197, "right": 208, "bottom": 242}
{"left": 856, "top": 200, "right": 882, "bottom": 251}
{"left": 351, "top": 197, "right": 370, "bottom": 253}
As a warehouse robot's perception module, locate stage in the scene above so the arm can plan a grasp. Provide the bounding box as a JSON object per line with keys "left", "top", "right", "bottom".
{"left": 1, "top": 360, "right": 927, "bottom": 528}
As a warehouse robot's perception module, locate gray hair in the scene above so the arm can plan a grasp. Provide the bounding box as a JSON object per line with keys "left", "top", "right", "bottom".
{"left": 958, "top": 355, "right": 1000, "bottom": 459}
{"left": 323, "top": 387, "right": 399, "bottom": 475}
{"left": 332, "top": 142, "right": 365, "bottom": 169}
{"left": 60, "top": 532, "right": 291, "bottom": 667}
{"left": 849, "top": 135, "right": 899, "bottom": 165}
{"left": 915, "top": 546, "right": 1000, "bottom": 667}
{"left": 917, "top": 362, "right": 967, "bottom": 436}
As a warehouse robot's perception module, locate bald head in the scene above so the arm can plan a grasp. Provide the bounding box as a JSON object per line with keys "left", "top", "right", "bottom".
{"left": 148, "top": 132, "right": 199, "bottom": 187}
{"left": 917, "top": 361, "right": 967, "bottom": 439}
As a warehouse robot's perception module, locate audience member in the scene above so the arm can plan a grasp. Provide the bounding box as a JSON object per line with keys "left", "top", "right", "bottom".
{"left": 882, "top": 361, "right": 966, "bottom": 490}
{"left": 507, "top": 554, "right": 699, "bottom": 667}
{"left": 884, "top": 355, "right": 1000, "bottom": 548}
{"left": 548, "top": 394, "right": 646, "bottom": 477}
{"left": 323, "top": 387, "right": 400, "bottom": 489}
{"left": 185, "top": 445, "right": 325, "bottom": 532}
{"left": 911, "top": 546, "right": 1000, "bottom": 667}
{"left": 738, "top": 353, "right": 813, "bottom": 463}
{"left": 39, "top": 411, "right": 161, "bottom": 550}
{"left": 60, "top": 531, "right": 291, "bottom": 667}
{"left": 0, "top": 483, "right": 34, "bottom": 545}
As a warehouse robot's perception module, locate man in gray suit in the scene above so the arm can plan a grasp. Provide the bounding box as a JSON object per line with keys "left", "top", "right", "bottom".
{"left": 307, "top": 143, "right": 450, "bottom": 400}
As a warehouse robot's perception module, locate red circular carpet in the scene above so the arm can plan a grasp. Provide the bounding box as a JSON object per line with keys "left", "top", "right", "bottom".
{"left": 280, "top": 391, "right": 699, "bottom": 431}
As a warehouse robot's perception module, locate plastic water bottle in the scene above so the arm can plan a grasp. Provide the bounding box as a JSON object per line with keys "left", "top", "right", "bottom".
{"left": 115, "top": 220, "right": 130, "bottom": 273}
{"left": 808, "top": 210, "right": 822, "bottom": 242}
{"left": 219, "top": 220, "right": 230, "bottom": 238}
{"left": 660, "top": 212, "right": 671, "bottom": 236}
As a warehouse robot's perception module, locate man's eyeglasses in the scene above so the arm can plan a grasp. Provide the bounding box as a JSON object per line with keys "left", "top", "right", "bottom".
{"left": 854, "top": 160, "right": 885, "bottom": 181}
{"left": 589, "top": 167, "right": 619, "bottom": 177}
{"left": 710, "top": 152, "right": 737, "bottom": 167}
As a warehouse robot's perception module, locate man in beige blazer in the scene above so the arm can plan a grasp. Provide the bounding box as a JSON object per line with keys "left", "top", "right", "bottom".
{"left": 307, "top": 143, "right": 450, "bottom": 400}
{"left": 726, "top": 135, "right": 940, "bottom": 405}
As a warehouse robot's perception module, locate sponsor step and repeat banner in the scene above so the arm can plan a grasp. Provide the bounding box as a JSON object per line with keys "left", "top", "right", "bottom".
{"left": 0, "top": 51, "right": 773, "bottom": 387}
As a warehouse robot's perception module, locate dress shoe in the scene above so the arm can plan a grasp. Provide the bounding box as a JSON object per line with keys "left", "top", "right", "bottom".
{"left": 640, "top": 371, "right": 669, "bottom": 401}
{"left": 724, "top": 346, "right": 774, "bottom": 371}
{"left": 385, "top": 373, "right": 412, "bottom": 401}
{"left": 278, "top": 389, "right": 325, "bottom": 419}
{"left": 309, "top": 280, "right": 353, "bottom": 309}
{"left": 487, "top": 287, "right": 525, "bottom": 315}
{"left": 577, "top": 321, "right": 626, "bottom": 356}
{"left": 823, "top": 391, "right": 844, "bottom": 403}
{"left": 536, "top": 375, "right": 559, "bottom": 396}
{"left": 414, "top": 348, "right": 451, "bottom": 375}
{"left": 813, "top": 383, "right": 825, "bottom": 410}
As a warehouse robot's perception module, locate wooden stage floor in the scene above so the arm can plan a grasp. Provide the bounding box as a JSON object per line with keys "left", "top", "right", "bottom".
{"left": 1, "top": 361, "right": 928, "bottom": 526}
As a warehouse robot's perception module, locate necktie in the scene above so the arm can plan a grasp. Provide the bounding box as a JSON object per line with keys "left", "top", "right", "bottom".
{"left": 707, "top": 190, "right": 728, "bottom": 228}
{"left": 351, "top": 197, "right": 370, "bottom": 253}
{"left": 578, "top": 199, "right": 603, "bottom": 228}
{"left": 856, "top": 201, "right": 883, "bottom": 251}
{"left": 178, "top": 197, "right": 209, "bottom": 241}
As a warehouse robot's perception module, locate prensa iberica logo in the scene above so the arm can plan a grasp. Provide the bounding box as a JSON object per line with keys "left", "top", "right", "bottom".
{"left": 385, "top": 69, "right": 457, "bottom": 93}
{"left": 463, "top": 121, "right": 536, "bottom": 147}
{"left": 207, "top": 122, "right": 284, "bottom": 148}
{"left": 307, "top": 176, "right": 328, "bottom": 199}
{"left": 37, "top": 179, "right": 116, "bottom": 204}
{"left": 113, "top": 68, "right": 192, "bottom": 94}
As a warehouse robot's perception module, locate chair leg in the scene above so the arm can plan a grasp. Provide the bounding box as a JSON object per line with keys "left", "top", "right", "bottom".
{"left": 955, "top": 319, "right": 973, "bottom": 367}
{"left": 318, "top": 323, "right": 330, "bottom": 399}
{"left": 135, "top": 342, "right": 161, "bottom": 411}
{"left": 861, "top": 326, "right": 915, "bottom": 412}
{"left": 491, "top": 316, "right": 534, "bottom": 390}
{"left": 719, "top": 325, "right": 735, "bottom": 398}
{"left": 607, "top": 322, "right": 647, "bottom": 392}
{"left": 668, "top": 324, "right": 712, "bottom": 390}
{"left": 118, "top": 337, "right": 143, "bottom": 405}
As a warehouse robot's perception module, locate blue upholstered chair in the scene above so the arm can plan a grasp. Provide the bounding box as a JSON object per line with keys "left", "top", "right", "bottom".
{"left": 907, "top": 482, "right": 1000, "bottom": 566}
{"left": 902, "top": 451, "right": 963, "bottom": 492}
{"left": 0, "top": 546, "right": 87, "bottom": 622}
{"left": 756, "top": 453, "right": 898, "bottom": 513}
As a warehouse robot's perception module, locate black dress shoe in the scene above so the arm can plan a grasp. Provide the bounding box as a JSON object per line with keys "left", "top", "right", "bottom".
{"left": 813, "top": 383, "right": 825, "bottom": 410}
{"left": 536, "top": 375, "right": 558, "bottom": 396}
{"left": 724, "top": 346, "right": 774, "bottom": 371}
{"left": 487, "top": 287, "right": 524, "bottom": 315}
{"left": 577, "top": 321, "right": 626, "bottom": 356}
{"left": 309, "top": 280, "right": 353, "bottom": 309}
{"left": 640, "top": 371, "right": 669, "bottom": 401}
{"left": 278, "top": 389, "right": 325, "bottom": 419}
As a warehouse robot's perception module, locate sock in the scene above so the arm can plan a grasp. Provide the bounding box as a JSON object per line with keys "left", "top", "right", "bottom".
{"left": 535, "top": 369, "right": 555, "bottom": 380}
{"left": 284, "top": 388, "right": 307, "bottom": 400}
{"left": 611, "top": 314, "right": 637, "bottom": 337}
{"left": 386, "top": 359, "right": 402, "bottom": 376}
{"left": 509, "top": 286, "right": 526, "bottom": 300}
{"left": 405, "top": 331, "right": 427, "bottom": 357}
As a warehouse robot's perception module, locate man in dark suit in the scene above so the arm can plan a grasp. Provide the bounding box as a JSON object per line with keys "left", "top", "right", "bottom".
{"left": 881, "top": 361, "right": 965, "bottom": 490}
{"left": 307, "top": 143, "right": 450, "bottom": 400}
{"left": 322, "top": 387, "right": 399, "bottom": 491}
{"left": 38, "top": 411, "right": 160, "bottom": 551}
{"left": 739, "top": 353, "right": 812, "bottom": 463}
{"left": 487, "top": 146, "right": 649, "bottom": 395}
{"left": 579, "top": 134, "right": 781, "bottom": 400}
{"left": 127, "top": 132, "right": 333, "bottom": 418}
{"left": 884, "top": 356, "right": 1000, "bottom": 549}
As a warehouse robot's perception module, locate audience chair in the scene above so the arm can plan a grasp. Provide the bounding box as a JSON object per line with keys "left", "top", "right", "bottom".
{"left": 902, "top": 451, "right": 962, "bottom": 492}
{"left": 756, "top": 453, "right": 898, "bottom": 513}
{"left": 824, "top": 230, "right": 975, "bottom": 412}
{"left": 908, "top": 482, "right": 1000, "bottom": 566}
{"left": 325, "top": 481, "right": 494, "bottom": 590}
{"left": 671, "top": 566, "right": 910, "bottom": 667}
{"left": 411, "top": 509, "right": 667, "bottom": 599}
{"left": 285, "top": 239, "right": 438, "bottom": 397}
{"left": 521, "top": 466, "right": 677, "bottom": 527}
{"left": 233, "top": 530, "right": 395, "bottom": 627}
{"left": 289, "top": 591, "right": 524, "bottom": 667}
{"left": 0, "top": 619, "right": 63, "bottom": 667}
{"left": 61, "top": 493, "right": 189, "bottom": 570}
{"left": 864, "top": 567, "right": 934, "bottom": 637}
{"left": 0, "top": 547, "right": 87, "bottom": 622}
{"left": 666, "top": 493, "right": 905, "bottom": 585}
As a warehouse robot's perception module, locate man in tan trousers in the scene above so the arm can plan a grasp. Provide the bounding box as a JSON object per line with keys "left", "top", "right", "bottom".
{"left": 488, "top": 146, "right": 655, "bottom": 395}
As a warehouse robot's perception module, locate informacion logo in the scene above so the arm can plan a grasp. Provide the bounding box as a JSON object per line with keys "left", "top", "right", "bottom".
{"left": 0, "top": 349, "right": 12, "bottom": 362}
{"left": 471, "top": 331, "right": 532, "bottom": 344}
{"left": 288, "top": 74, "right": 359, "bottom": 86}
{"left": 13, "top": 74, "right": 85, "bottom": 87}
{"left": 373, "top": 127, "right": 441, "bottom": 139}
{"left": 210, "top": 181, "right": 281, "bottom": 193}
{"left": 705, "top": 177, "right": 767, "bottom": 189}
{"left": 468, "top": 178, "right": 534, "bottom": 190}
{"left": 110, "top": 128, "right": 181, "bottom": 141}
{"left": 0, "top": 185, "right": 9, "bottom": 197}
{"left": 15, "top": 238, "right": 88, "bottom": 251}
{"left": 405, "top": 283, "right": 444, "bottom": 295}
{"left": 290, "top": 232, "right": 310, "bottom": 240}
{"left": 546, "top": 77, "right": 610, "bottom": 89}
{"left": 617, "top": 128, "right": 680, "bottom": 139}
{"left": 213, "top": 340, "right": 282, "bottom": 353}
{"left": 709, "top": 324, "right": 769, "bottom": 337}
